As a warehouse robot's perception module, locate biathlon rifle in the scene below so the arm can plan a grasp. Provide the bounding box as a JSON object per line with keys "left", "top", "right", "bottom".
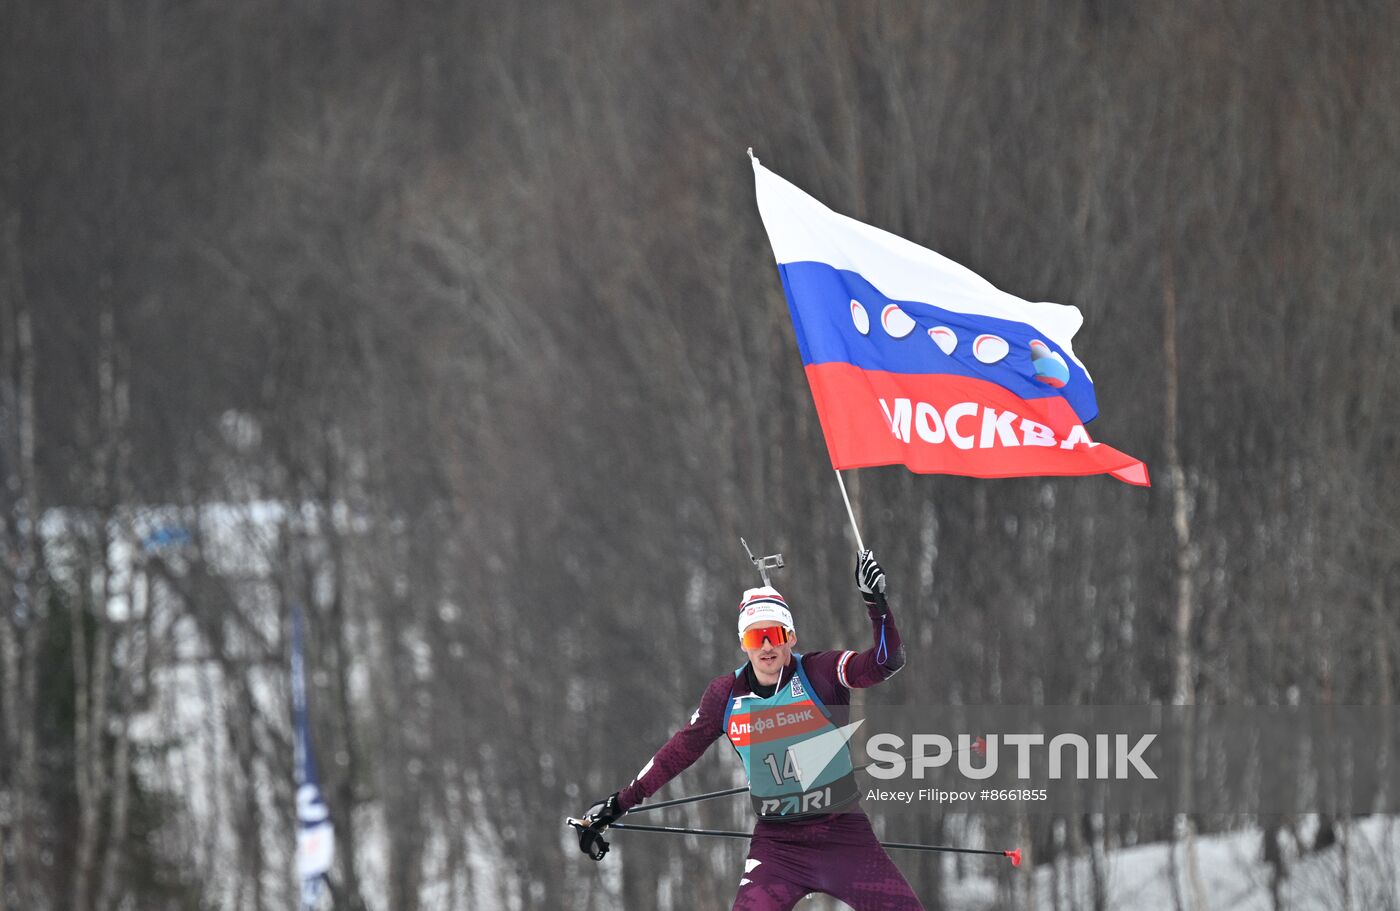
{"left": 740, "top": 537, "right": 783, "bottom": 586}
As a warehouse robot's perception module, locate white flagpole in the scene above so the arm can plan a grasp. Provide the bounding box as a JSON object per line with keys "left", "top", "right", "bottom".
{"left": 834, "top": 469, "right": 865, "bottom": 552}
{"left": 751, "top": 148, "right": 865, "bottom": 554}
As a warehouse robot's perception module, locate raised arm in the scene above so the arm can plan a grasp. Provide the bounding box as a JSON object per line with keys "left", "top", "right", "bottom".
{"left": 840, "top": 549, "right": 907, "bottom": 688}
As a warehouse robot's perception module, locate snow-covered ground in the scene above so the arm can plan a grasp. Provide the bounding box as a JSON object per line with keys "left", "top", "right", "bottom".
{"left": 934, "top": 816, "right": 1400, "bottom": 911}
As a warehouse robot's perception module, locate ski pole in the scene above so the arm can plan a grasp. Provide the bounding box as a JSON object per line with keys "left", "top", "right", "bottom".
{"left": 621, "top": 784, "right": 749, "bottom": 814}
{"left": 875, "top": 839, "right": 1021, "bottom": 866}
{"left": 622, "top": 737, "right": 987, "bottom": 816}
{"left": 564, "top": 818, "right": 1021, "bottom": 866}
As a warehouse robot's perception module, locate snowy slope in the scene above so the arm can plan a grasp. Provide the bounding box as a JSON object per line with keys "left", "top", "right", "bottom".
{"left": 936, "top": 816, "right": 1400, "bottom": 911}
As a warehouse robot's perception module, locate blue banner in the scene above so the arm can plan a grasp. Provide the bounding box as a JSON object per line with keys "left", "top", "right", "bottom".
{"left": 292, "top": 606, "right": 334, "bottom": 909}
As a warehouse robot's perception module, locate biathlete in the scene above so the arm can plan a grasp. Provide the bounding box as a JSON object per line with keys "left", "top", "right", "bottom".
{"left": 578, "top": 550, "right": 924, "bottom": 910}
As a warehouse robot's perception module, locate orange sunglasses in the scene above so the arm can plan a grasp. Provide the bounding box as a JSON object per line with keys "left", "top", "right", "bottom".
{"left": 740, "top": 625, "right": 794, "bottom": 649}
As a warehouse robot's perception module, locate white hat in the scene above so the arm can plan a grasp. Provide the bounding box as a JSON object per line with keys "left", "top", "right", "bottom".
{"left": 737, "top": 586, "right": 795, "bottom": 637}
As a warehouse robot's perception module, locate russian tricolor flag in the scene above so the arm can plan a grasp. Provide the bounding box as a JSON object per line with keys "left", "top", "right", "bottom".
{"left": 752, "top": 157, "right": 1149, "bottom": 487}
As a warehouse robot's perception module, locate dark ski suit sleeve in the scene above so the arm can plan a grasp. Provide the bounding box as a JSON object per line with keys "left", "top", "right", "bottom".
{"left": 615, "top": 673, "right": 732, "bottom": 812}
{"left": 803, "top": 597, "right": 907, "bottom": 694}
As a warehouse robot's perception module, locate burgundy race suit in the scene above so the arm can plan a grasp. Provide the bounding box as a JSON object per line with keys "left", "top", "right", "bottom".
{"left": 615, "top": 598, "right": 923, "bottom": 911}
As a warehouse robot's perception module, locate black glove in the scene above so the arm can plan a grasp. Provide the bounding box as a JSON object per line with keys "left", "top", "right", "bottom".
{"left": 577, "top": 793, "right": 623, "bottom": 862}
{"left": 855, "top": 550, "right": 888, "bottom": 612}
{"left": 586, "top": 793, "right": 623, "bottom": 827}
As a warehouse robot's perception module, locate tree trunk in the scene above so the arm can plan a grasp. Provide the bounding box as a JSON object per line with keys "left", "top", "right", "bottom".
{"left": 322, "top": 475, "right": 367, "bottom": 911}
{"left": 1263, "top": 823, "right": 1284, "bottom": 911}
{"left": 1163, "top": 248, "right": 1205, "bottom": 911}
{"left": 74, "top": 304, "right": 122, "bottom": 911}
{"left": 0, "top": 211, "right": 42, "bottom": 911}
{"left": 1089, "top": 813, "right": 1107, "bottom": 911}
{"left": 97, "top": 549, "right": 142, "bottom": 911}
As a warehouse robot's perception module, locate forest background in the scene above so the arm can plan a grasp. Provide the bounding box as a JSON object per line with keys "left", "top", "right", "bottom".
{"left": 2, "top": 1, "right": 1398, "bottom": 909}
